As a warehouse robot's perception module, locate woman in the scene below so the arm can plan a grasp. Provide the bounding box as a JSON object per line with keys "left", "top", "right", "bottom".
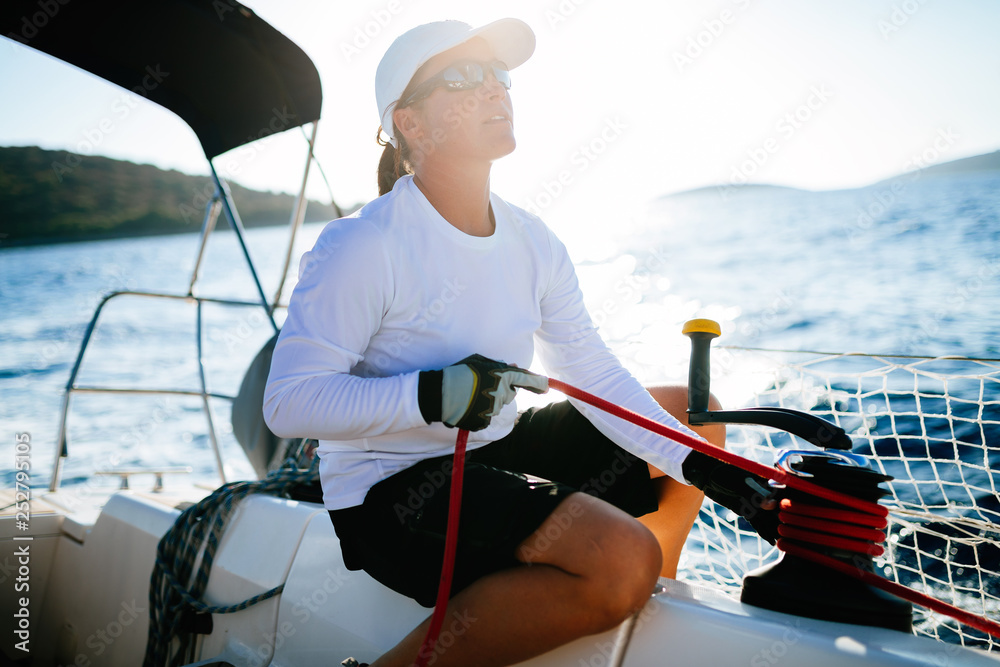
{"left": 264, "top": 18, "right": 776, "bottom": 667}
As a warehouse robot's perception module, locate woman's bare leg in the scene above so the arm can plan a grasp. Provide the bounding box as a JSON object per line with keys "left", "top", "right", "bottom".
{"left": 636, "top": 385, "right": 726, "bottom": 578}
{"left": 371, "top": 492, "right": 661, "bottom": 667}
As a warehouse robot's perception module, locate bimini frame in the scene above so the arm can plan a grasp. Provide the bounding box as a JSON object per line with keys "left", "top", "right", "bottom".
{"left": 49, "top": 122, "right": 320, "bottom": 490}
{"left": 0, "top": 0, "right": 325, "bottom": 491}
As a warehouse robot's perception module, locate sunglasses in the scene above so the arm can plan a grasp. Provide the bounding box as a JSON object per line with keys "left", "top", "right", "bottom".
{"left": 400, "top": 60, "right": 511, "bottom": 107}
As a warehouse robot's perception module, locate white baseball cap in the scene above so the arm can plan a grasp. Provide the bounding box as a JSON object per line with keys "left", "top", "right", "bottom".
{"left": 376, "top": 19, "right": 536, "bottom": 147}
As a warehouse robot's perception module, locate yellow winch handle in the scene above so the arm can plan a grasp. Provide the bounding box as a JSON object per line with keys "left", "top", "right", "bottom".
{"left": 682, "top": 319, "right": 721, "bottom": 413}
{"left": 682, "top": 318, "right": 721, "bottom": 338}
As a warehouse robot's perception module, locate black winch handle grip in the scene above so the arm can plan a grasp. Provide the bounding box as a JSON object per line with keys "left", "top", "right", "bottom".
{"left": 683, "top": 318, "right": 722, "bottom": 414}
{"left": 681, "top": 319, "right": 853, "bottom": 450}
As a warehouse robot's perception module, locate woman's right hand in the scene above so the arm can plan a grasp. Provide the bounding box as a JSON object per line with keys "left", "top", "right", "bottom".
{"left": 418, "top": 354, "right": 549, "bottom": 431}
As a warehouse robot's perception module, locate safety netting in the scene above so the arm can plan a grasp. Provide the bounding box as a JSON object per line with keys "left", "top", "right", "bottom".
{"left": 679, "top": 348, "right": 1000, "bottom": 651}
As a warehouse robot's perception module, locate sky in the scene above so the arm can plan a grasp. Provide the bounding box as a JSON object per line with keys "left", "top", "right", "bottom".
{"left": 2, "top": 0, "right": 999, "bottom": 245}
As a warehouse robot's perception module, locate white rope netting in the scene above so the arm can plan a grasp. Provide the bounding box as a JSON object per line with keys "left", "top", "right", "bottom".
{"left": 680, "top": 348, "right": 1000, "bottom": 650}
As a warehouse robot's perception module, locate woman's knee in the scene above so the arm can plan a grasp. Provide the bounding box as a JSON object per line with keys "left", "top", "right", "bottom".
{"left": 518, "top": 494, "right": 660, "bottom": 630}
{"left": 583, "top": 514, "right": 660, "bottom": 630}
{"left": 602, "top": 517, "right": 661, "bottom": 603}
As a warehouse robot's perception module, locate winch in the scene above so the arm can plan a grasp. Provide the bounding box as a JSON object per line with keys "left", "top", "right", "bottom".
{"left": 682, "top": 319, "right": 913, "bottom": 631}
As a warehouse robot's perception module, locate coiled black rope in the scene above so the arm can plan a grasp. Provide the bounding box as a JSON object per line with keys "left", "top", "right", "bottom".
{"left": 143, "top": 457, "right": 319, "bottom": 667}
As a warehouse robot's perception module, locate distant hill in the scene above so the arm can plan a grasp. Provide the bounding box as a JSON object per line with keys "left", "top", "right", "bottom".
{"left": 898, "top": 149, "right": 1000, "bottom": 178}
{"left": 662, "top": 148, "right": 1000, "bottom": 200}
{"left": 666, "top": 183, "right": 807, "bottom": 198}
{"left": 0, "top": 146, "right": 359, "bottom": 246}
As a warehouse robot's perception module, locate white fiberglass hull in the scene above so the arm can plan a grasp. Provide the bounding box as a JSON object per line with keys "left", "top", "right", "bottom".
{"left": 3, "top": 490, "right": 997, "bottom": 667}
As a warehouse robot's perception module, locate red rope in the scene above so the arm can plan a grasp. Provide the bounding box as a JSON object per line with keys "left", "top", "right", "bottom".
{"left": 415, "top": 428, "right": 469, "bottom": 667}
{"left": 781, "top": 541, "right": 1000, "bottom": 639}
{"left": 548, "top": 379, "right": 887, "bottom": 517}
{"left": 545, "top": 377, "right": 1000, "bottom": 641}
{"left": 778, "top": 498, "right": 887, "bottom": 556}
{"left": 778, "top": 524, "right": 885, "bottom": 556}
{"left": 778, "top": 498, "right": 888, "bottom": 529}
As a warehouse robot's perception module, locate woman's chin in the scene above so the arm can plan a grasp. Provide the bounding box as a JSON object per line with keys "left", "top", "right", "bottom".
{"left": 487, "top": 134, "right": 517, "bottom": 160}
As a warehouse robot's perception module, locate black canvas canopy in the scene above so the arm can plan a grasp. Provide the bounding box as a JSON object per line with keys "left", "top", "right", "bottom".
{"left": 1, "top": 0, "right": 322, "bottom": 158}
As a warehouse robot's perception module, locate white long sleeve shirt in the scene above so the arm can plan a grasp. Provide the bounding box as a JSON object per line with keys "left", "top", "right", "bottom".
{"left": 264, "top": 175, "right": 697, "bottom": 510}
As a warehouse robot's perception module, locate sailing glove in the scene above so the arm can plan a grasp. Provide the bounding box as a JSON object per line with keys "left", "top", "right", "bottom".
{"left": 682, "top": 449, "right": 781, "bottom": 544}
{"left": 418, "top": 354, "right": 549, "bottom": 431}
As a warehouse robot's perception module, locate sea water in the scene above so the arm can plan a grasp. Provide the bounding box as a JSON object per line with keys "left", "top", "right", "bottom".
{"left": 1, "top": 171, "right": 998, "bottom": 622}
{"left": 1, "top": 169, "right": 997, "bottom": 485}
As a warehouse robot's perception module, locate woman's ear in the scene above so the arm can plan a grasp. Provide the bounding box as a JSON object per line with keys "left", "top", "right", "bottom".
{"left": 393, "top": 106, "right": 423, "bottom": 144}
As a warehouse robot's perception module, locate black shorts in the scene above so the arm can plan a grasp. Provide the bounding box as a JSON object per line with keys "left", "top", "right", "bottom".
{"left": 328, "top": 400, "right": 658, "bottom": 607}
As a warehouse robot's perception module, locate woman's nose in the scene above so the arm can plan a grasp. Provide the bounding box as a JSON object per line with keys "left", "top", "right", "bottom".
{"left": 481, "top": 72, "right": 506, "bottom": 98}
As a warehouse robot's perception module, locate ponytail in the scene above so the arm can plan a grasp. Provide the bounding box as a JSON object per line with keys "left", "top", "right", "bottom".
{"left": 377, "top": 138, "right": 399, "bottom": 196}
{"left": 376, "top": 125, "right": 413, "bottom": 196}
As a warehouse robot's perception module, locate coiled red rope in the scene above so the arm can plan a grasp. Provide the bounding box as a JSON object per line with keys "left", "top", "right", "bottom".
{"left": 414, "top": 379, "right": 1000, "bottom": 665}
{"left": 777, "top": 497, "right": 887, "bottom": 556}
